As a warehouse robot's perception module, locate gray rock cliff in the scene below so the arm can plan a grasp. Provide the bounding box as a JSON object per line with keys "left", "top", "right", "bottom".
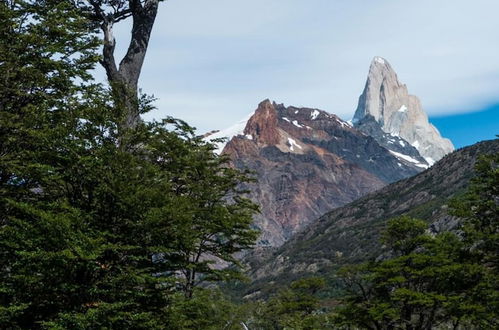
{"left": 353, "top": 56, "right": 454, "bottom": 164}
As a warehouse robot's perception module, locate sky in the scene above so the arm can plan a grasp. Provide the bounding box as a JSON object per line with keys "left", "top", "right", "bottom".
{"left": 105, "top": 0, "right": 499, "bottom": 148}
{"left": 430, "top": 104, "right": 498, "bottom": 149}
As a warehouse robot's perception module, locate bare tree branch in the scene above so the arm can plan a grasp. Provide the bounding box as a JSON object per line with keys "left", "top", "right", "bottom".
{"left": 75, "top": 0, "right": 163, "bottom": 129}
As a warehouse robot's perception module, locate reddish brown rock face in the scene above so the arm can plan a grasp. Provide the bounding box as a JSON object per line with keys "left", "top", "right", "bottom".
{"left": 218, "top": 99, "right": 422, "bottom": 247}
{"left": 243, "top": 100, "right": 280, "bottom": 145}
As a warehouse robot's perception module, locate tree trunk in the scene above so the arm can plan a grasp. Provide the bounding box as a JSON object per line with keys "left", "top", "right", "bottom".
{"left": 184, "top": 269, "right": 195, "bottom": 298}
{"left": 95, "top": 0, "right": 160, "bottom": 129}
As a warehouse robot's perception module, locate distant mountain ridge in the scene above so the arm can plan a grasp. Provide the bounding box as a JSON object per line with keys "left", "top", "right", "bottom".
{"left": 206, "top": 100, "right": 422, "bottom": 246}
{"left": 205, "top": 57, "right": 454, "bottom": 247}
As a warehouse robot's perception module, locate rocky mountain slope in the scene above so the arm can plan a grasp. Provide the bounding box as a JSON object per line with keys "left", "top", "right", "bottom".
{"left": 353, "top": 57, "right": 454, "bottom": 164}
{"left": 243, "top": 139, "right": 498, "bottom": 292}
{"left": 206, "top": 100, "right": 422, "bottom": 246}
{"left": 205, "top": 57, "right": 454, "bottom": 247}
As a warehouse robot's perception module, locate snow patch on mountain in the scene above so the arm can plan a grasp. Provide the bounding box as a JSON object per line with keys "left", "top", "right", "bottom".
{"left": 389, "top": 150, "right": 429, "bottom": 169}
{"left": 287, "top": 137, "right": 302, "bottom": 151}
{"left": 424, "top": 157, "right": 435, "bottom": 166}
{"left": 336, "top": 118, "right": 351, "bottom": 128}
{"left": 204, "top": 112, "right": 254, "bottom": 154}
{"left": 311, "top": 110, "right": 320, "bottom": 120}
{"left": 292, "top": 120, "right": 303, "bottom": 128}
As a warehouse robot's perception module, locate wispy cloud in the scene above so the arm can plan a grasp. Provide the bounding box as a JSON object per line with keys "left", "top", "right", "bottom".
{"left": 109, "top": 0, "right": 499, "bottom": 133}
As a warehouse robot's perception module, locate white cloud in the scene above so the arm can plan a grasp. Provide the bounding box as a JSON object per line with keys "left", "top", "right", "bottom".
{"left": 108, "top": 0, "right": 499, "bottom": 133}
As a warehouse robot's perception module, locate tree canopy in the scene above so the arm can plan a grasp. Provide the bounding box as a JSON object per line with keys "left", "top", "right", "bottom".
{"left": 0, "top": 2, "right": 259, "bottom": 328}
{"left": 334, "top": 153, "right": 499, "bottom": 329}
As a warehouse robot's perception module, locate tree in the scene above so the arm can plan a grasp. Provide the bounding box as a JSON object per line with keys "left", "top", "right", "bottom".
{"left": 0, "top": 96, "right": 259, "bottom": 328}
{"left": 451, "top": 153, "right": 499, "bottom": 271}
{"left": 0, "top": 1, "right": 107, "bottom": 326}
{"left": 334, "top": 216, "right": 489, "bottom": 329}
{"left": 0, "top": 0, "right": 99, "bottom": 211}
{"left": 450, "top": 153, "right": 499, "bottom": 325}
{"left": 135, "top": 121, "right": 260, "bottom": 298}
{"left": 0, "top": 2, "right": 259, "bottom": 328}
{"left": 76, "top": 0, "right": 165, "bottom": 128}
{"left": 165, "top": 288, "right": 249, "bottom": 330}
{"left": 252, "top": 277, "right": 330, "bottom": 329}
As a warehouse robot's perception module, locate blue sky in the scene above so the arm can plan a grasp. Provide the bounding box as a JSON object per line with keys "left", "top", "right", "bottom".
{"left": 106, "top": 0, "right": 499, "bottom": 148}
{"left": 430, "top": 105, "right": 498, "bottom": 149}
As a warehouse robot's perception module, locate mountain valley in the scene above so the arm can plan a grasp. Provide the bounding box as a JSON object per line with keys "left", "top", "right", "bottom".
{"left": 240, "top": 138, "right": 499, "bottom": 298}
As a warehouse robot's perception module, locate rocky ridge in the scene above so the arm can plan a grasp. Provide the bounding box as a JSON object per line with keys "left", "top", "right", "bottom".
{"left": 206, "top": 99, "right": 423, "bottom": 246}
{"left": 205, "top": 57, "right": 455, "bottom": 248}
{"left": 243, "top": 139, "right": 499, "bottom": 294}
{"left": 353, "top": 57, "right": 454, "bottom": 164}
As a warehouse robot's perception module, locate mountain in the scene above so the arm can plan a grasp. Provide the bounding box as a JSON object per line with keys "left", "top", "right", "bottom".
{"left": 243, "top": 139, "right": 499, "bottom": 293}
{"left": 353, "top": 57, "right": 454, "bottom": 165}
{"left": 206, "top": 100, "right": 424, "bottom": 247}
{"left": 205, "top": 57, "right": 454, "bottom": 248}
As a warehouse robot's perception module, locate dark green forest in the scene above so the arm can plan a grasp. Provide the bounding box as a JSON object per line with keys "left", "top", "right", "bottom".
{"left": 0, "top": 1, "right": 497, "bottom": 329}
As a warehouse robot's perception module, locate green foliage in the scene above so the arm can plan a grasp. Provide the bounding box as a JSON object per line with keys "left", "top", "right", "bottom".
{"left": 165, "top": 288, "right": 249, "bottom": 329}
{"left": 451, "top": 153, "right": 499, "bottom": 270}
{"left": 381, "top": 216, "right": 429, "bottom": 255}
{"left": 334, "top": 150, "right": 499, "bottom": 329}
{"left": 450, "top": 153, "right": 499, "bottom": 324}
{"left": 335, "top": 218, "right": 487, "bottom": 329}
{"left": 0, "top": 101, "right": 259, "bottom": 328}
{"left": 0, "top": 2, "right": 259, "bottom": 328}
{"left": 0, "top": 0, "right": 98, "bottom": 206}
{"left": 250, "top": 277, "right": 333, "bottom": 329}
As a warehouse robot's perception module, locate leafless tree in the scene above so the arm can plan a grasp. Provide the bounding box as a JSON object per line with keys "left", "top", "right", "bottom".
{"left": 76, "top": 0, "right": 164, "bottom": 128}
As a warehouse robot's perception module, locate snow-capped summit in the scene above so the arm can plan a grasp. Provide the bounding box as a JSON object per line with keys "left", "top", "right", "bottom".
{"left": 353, "top": 56, "right": 454, "bottom": 163}
{"left": 203, "top": 112, "right": 255, "bottom": 154}
{"left": 201, "top": 58, "right": 456, "bottom": 248}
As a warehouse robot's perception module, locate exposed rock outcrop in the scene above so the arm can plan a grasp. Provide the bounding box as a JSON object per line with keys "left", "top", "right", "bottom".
{"left": 244, "top": 139, "right": 499, "bottom": 291}
{"left": 243, "top": 100, "right": 280, "bottom": 145}
{"left": 207, "top": 99, "right": 422, "bottom": 246}
{"left": 203, "top": 58, "right": 455, "bottom": 248}
{"left": 353, "top": 57, "right": 454, "bottom": 164}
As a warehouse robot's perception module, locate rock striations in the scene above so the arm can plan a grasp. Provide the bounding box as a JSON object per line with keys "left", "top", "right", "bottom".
{"left": 353, "top": 57, "right": 454, "bottom": 164}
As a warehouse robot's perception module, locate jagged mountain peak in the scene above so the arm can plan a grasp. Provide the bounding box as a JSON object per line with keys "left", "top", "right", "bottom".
{"left": 243, "top": 99, "right": 280, "bottom": 145}
{"left": 205, "top": 99, "right": 356, "bottom": 155}
{"left": 353, "top": 57, "right": 454, "bottom": 164}
{"left": 368, "top": 56, "right": 402, "bottom": 89}
{"left": 353, "top": 57, "right": 408, "bottom": 125}
{"left": 205, "top": 99, "right": 424, "bottom": 246}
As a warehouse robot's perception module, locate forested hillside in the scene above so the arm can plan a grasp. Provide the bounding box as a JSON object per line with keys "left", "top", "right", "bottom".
{"left": 244, "top": 139, "right": 499, "bottom": 290}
